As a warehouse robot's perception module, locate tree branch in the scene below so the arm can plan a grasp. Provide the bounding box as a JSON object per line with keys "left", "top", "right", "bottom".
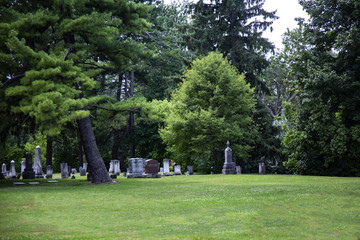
{"left": 89, "top": 104, "right": 141, "bottom": 113}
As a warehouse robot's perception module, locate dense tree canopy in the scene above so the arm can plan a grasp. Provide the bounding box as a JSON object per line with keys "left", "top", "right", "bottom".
{"left": 160, "top": 52, "right": 256, "bottom": 172}
{"left": 281, "top": 0, "right": 360, "bottom": 176}
{"left": 0, "top": 0, "right": 150, "bottom": 183}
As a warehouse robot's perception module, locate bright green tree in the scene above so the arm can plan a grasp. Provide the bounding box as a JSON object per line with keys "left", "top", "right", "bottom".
{"left": 160, "top": 52, "right": 256, "bottom": 172}
{"left": 281, "top": 0, "right": 360, "bottom": 176}
{"left": 0, "top": 0, "right": 150, "bottom": 183}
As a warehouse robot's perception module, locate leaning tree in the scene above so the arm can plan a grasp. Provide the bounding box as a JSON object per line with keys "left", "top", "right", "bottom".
{"left": 0, "top": 0, "right": 150, "bottom": 183}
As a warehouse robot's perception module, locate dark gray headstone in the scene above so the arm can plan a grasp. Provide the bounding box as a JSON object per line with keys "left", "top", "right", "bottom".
{"left": 145, "top": 159, "right": 161, "bottom": 178}
{"left": 60, "top": 163, "right": 69, "bottom": 179}
{"left": 222, "top": 141, "right": 235, "bottom": 174}
{"left": 46, "top": 165, "right": 53, "bottom": 179}
{"left": 187, "top": 166, "right": 194, "bottom": 175}
{"left": 22, "top": 153, "right": 35, "bottom": 179}
{"left": 79, "top": 166, "right": 86, "bottom": 176}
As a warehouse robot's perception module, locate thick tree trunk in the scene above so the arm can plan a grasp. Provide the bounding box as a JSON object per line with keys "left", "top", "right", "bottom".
{"left": 111, "top": 127, "right": 121, "bottom": 159}
{"left": 77, "top": 116, "right": 112, "bottom": 184}
{"left": 78, "top": 136, "right": 83, "bottom": 168}
{"left": 127, "top": 70, "right": 135, "bottom": 157}
{"left": 45, "top": 137, "right": 52, "bottom": 166}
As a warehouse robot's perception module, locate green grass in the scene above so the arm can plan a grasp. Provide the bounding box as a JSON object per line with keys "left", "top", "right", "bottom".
{"left": 0, "top": 174, "right": 359, "bottom": 239}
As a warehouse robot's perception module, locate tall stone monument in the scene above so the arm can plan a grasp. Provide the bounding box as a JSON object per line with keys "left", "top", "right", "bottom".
{"left": 222, "top": 140, "right": 235, "bottom": 174}
{"left": 22, "top": 153, "right": 35, "bottom": 179}
{"left": 21, "top": 161, "right": 26, "bottom": 175}
{"left": 8, "top": 160, "right": 17, "bottom": 179}
{"left": 1, "top": 163, "right": 7, "bottom": 178}
{"left": 33, "top": 145, "right": 44, "bottom": 178}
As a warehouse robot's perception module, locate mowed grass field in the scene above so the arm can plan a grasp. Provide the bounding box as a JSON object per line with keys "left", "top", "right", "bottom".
{"left": 0, "top": 174, "right": 359, "bottom": 239}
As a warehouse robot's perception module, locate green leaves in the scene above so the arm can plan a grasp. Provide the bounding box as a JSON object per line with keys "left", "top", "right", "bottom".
{"left": 160, "top": 52, "right": 255, "bottom": 169}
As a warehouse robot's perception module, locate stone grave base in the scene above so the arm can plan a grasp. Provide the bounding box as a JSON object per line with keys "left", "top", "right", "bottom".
{"left": 146, "top": 173, "right": 161, "bottom": 178}
{"left": 127, "top": 173, "right": 147, "bottom": 178}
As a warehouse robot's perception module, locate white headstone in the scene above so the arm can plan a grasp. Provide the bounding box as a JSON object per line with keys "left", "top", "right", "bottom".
{"left": 33, "top": 145, "right": 44, "bottom": 178}
{"left": 109, "top": 161, "right": 114, "bottom": 173}
{"left": 259, "top": 162, "right": 266, "bottom": 175}
{"left": 236, "top": 165, "right": 241, "bottom": 174}
{"left": 21, "top": 161, "right": 26, "bottom": 174}
{"left": 82, "top": 163, "right": 87, "bottom": 172}
{"left": 163, "top": 159, "right": 171, "bottom": 176}
{"left": 113, "top": 160, "right": 120, "bottom": 175}
{"left": 174, "top": 165, "right": 181, "bottom": 175}
{"left": 1, "top": 163, "right": 7, "bottom": 175}
{"left": 127, "top": 158, "right": 146, "bottom": 178}
{"left": 9, "top": 160, "right": 17, "bottom": 179}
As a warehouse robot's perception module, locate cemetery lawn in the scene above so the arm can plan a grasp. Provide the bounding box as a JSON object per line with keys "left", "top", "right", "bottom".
{"left": 0, "top": 175, "right": 359, "bottom": 240}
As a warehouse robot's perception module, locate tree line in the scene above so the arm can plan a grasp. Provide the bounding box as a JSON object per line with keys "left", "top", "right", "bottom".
{"left": 1, "top": 0, "right": 359, "bottom": 183}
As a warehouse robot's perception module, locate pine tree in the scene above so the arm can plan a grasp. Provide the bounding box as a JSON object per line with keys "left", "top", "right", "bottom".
{"left": 0, "top": 0, "right": 150, "bottom": 183}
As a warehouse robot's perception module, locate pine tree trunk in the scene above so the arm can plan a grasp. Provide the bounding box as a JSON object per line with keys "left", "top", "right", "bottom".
{"left": 46, "top": 137, "right": 52, "bottom": 166}
{"left": 112, "top": 127, "right": 121, "bottom": 159}
{"left": 77, "top": 116, "right": 112, "bottom": 184}
{"left": 78, "top": 136, "right": 83, "bottom": 168}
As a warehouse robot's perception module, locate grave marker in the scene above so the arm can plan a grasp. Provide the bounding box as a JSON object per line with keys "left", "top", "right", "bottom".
{"left": 127, "top": 158, "right": 146, "bottom": 178}
{"left": 8, "top": 160, "right": 17, "bottom": 179}
{"left": 259, "top": 162, "right": 266, "bottom": 175}
{"left": 187, "top": 166, "right": 194, "bottom": 175}
{"left": 22, "top": 153, "right": 35, "bottom": 179}
{"left": 163, "top": 159, "right": 172, "bottom": 176}
{"left": 46, "top": 165, "right": 53, "bottom": 179}
{"left": 60, "top": 163, "right": 69, "bottom": 179}
{"left": 144, "top": 159, "right": 161, "bottom": 178}
{"left": 174, "top": 165, "right": 181, "bottom": 175}
{"left": 222, "top": 141, "right": 235, "bottom": 174}
{"left": 34, "top": 146, "right": 44, "bottom": 178}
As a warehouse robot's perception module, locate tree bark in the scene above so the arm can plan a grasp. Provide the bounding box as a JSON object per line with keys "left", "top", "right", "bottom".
{"left": 78, "top": 136, "right": 83, "bottom": 168}
{"left": 112, "top": 127, "right": 121, "bottom": 160}
{"left": 77, "top": 116, "right": 112, "bottom": 184}
{"left": 45, "top": 137, "right": 52, "bottom": 167}
{"left": 127, "top": 70, "right": 135, "bottom": 157}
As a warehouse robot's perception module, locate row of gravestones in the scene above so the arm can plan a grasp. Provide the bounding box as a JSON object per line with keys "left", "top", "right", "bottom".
{"left": 0, "top": 145, "right": 89, "bottom": 180}
{"left": 1, "top": 142, "right": 266, "bottom": 180}
{"left": 126, "top": 158, "right": 186, "bottom": 178}
{"left": 1, "top": 146, "right": 52, "bottom": 180}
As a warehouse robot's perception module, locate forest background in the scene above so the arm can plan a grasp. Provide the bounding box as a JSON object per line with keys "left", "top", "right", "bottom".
{"left": 0, "top": 0, "right": 359, "bottom": 182}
